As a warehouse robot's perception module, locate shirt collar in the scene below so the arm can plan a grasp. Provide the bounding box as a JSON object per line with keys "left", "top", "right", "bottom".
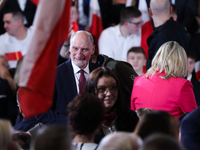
{"left": 71, "top": 59, "right": 90, "bottom": 74}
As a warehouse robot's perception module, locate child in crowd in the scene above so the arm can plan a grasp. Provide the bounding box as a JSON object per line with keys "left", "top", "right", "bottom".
{"left": 187, "top": 53, "right": 196, "bottom": 81}
{"left": 187, "top": 53, "right": 200, "bottom": 106}
{"left": 127, "top": 47, "right": 146, "bottom": 76}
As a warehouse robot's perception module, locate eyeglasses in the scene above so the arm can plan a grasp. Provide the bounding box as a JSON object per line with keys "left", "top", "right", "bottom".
{"left": 128, "top": 21, "right": 143, "bottom": 26}
{"left": 96, "top": 85, "right": 118, "bottom": 95}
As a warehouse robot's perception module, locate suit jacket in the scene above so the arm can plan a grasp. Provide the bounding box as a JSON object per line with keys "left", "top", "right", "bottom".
{"left": 181, "top": 106, "right": 200, "bottom": 150}
{"left": 131, "top": 71, "right": 197, "bottom": 119}
{"left": 146, "top": 17, "right": 189, "bottom": 70}
{"left": 35, "top": 59, "right": 99, "bottom": 125}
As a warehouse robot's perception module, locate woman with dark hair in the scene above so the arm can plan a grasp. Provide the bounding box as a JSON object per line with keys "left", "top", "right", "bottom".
{"left": 134, "top": 111, "right": 179, "bottom": 140}
{"left": 67, "top": 93, "right": 105, "bottom": 150}
{"left": 85, "top": 67, "right": 139, "bottom": 143}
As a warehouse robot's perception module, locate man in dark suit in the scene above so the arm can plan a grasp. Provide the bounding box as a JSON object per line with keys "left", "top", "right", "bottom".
{"left": 181, "top": 107, "right": 200, "bottom": 150}
{"left": 14, "top": 31, "right": 99, "bottom": 131}
{"left": 146, "top": 0, "right": 189, "bottom": 70}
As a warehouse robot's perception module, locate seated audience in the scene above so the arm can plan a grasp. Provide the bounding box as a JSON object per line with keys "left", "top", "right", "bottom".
{"left": 32, "top": 125, "right": 72, "bottom": 150}
{"left": 142, "top": 133, "right": 183, "bottom": 150}
{"left": 127, "top": 47, "right": 146, "bottom": 75}
{"left": 134, "top": 111, "right": 179, "bottom": 140}
{"left": 181, "top": 107, "right": 200, "bottom": 150}
{"left": 67, "top": 93, "right": 104, "bottom": 150}
{"left": 98, "top": 6, "right": 143, "bottom": 61}
{"left": 97, "top": 132, "right": 143, "bottom": 150}
{"left": 85, "top": 67, "right": 139, "bottom": 143}
{"left": 0, "top": 119, "right": 21, "bottom": 150}
{"left": 0, "top": 8, "right": 33, "bottom": 70}
{"left": 131, "top": 41, "right": 197, "bottom": 119}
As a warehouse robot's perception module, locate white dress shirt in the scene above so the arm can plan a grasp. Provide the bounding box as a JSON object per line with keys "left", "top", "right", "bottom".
{"left": 98, "top": 24, "right": 141, "bottom": 61}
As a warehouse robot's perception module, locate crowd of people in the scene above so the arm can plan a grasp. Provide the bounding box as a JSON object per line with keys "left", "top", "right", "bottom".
{"left": 0, "top": 0, "right": 200, "bottom": 150}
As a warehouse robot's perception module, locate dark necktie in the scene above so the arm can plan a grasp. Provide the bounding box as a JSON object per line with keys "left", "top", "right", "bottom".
{"left": 79, "top": 69, "right": 86, "bottom": 93}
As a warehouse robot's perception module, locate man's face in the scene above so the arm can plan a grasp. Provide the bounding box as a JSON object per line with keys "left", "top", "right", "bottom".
{"left": 187, "top": 57, "right": 195, "bottom": 75}
{"left": 70, "top": 32, "right": 95, "bottom": 69}
{"left": 127, "top": 52, "right": 146, "bottom": 72}
{"left": 3, "top": 13, "right": 20, "bottom": 36}
{"left": 127, "top": 16, "right": 143, "bottom": 34}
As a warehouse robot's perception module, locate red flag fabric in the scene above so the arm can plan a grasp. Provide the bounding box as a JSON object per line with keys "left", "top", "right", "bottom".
{"left": 88, "top": 0, "right": 103, "bottom": 55}
{"left": 141, "top": 20, "right": 153, "bottom": 73}
{"left": 30, "top": 0, "right": 39, "bottom": 5}
{"left": 195, "top": 61, "right": 200, "bottom": 80}
{"left": 18, "top": 0, "right": 70, "bottom": 118}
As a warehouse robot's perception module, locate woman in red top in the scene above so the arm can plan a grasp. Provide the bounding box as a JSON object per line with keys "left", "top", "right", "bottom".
{"left": 131, "top": 41, "right": 197, "bottom": 119}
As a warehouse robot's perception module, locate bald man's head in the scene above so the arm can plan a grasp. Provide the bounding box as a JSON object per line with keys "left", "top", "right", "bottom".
{"left": 150, "top": 0, "right": 171, "bottom": 15}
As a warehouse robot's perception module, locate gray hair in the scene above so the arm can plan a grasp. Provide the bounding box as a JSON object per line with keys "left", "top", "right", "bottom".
{"left": 98, "top": 132, "right": 143, "bottom": 150}
{"left": 70, "top": 30, "right": 94, "bottom": 46}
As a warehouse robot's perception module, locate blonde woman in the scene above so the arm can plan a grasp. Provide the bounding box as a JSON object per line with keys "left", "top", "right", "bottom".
{"left": 131, "top": 41, "right": 197, "bottom": 119}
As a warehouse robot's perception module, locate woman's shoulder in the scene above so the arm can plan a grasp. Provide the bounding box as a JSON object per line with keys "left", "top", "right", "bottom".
{"left": 169, "top": 77, "right": 192, "bottom": 85}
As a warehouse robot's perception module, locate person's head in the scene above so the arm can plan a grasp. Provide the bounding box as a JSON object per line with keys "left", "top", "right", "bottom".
{"left": 69, "top": 31, "right": 95, "bottom": 69}
{"left": 142, "top": 133, "right": 183, "bottom": 150}
{"left": 187, "top": 52, "right": 196, "bottom": 76}
{"left": 85, "top": 67, "right": 121, "bottom": 113}
{"left": 134, "top": 111, "right": 179, "bottom": 140}
{"left": 0, "top": 119, "right": 20, "bottom": 150}
{"left": 149, "top": 0, "right": 171, "bottom": 17}
{"left": 98, "top": 132, "right": 143, "bottom": 150}
{"left": 127, "top": 47, "right": 146, "bottom": 75}
{"left": 67, "top": 93, "right": 104, "bottom": 136}
{"left": 33, "top": 125, "right": 71, "bottom": 150}
{"left": 120, "top": 6, "right": 142, "bottom": 34}
{"left": 70, "top": 1, "right": 79, "bottom": 25}
{"left": 14, "top": 131, "right": 32, "bottom": 150}
{"left": 146, "top": 41, "right": 188, "bottom": 79}
{"left": 135, "top": 108, "right": 155, "bottom": 119}
{"left": 3, "top": 9, "right": 24, "bottom": 36}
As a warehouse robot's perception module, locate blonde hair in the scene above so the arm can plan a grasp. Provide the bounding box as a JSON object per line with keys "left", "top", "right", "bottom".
{"left": 146, "top": 41, "right": 187, "bottom": 79}
{"left": 0, "top": 120, "right": 13, "bottom": 150}
{"left": 136, "top": 108, "right": 155, "bottom": 119}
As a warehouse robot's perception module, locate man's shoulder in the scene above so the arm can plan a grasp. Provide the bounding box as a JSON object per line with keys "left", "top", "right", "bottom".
{"left": 100, "top": 25, "right": 119, "bottom": 36}
{"left": 57, "top": 59, "right": 72, "bottom": 72}
{"left": 163, "top": 18, "right": 186, "bottom": 32}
